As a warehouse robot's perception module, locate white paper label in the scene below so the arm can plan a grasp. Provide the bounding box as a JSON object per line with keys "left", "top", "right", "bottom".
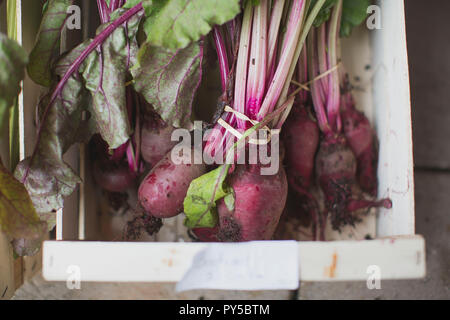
{"left": 176, "top": 241, "right": 299, "bottom": 292}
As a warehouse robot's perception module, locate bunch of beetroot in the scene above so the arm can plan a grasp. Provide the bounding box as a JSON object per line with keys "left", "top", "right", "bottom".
{"left": 281, "top": 1, "right": 391, "bottom": 239}
{"left": 88, "top": 0, "right": 392, "bottom": 242}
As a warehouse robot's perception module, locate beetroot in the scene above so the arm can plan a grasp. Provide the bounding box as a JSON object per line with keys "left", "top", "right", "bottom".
{"left": 216, "top": 163, "right": 288, "bottom": 241}
{"left": 192, "top": 227, "right": 220, "bottom": 242}
{"left": 283, "top": 105, "right": 322, "bottom": 239}
{"left": 93, "top": 159, "right": 136, "bottom": 193}
{"left": 283, "top": 106, "right": 319, "bottom": 189}
{"left": 140, "top": 113, "right": 177, "bottom": 167}
{"left": 315, "top": 134, "right": 391, "bottom": 230}
{"left": 138, "top": 148, "right": 207, "bottom": 218}
{"left": 341, "top": 93, "right": 378, "bottom": 196}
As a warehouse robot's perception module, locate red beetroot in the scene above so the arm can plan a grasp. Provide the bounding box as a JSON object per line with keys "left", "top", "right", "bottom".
{"left": 93, "top": 159, "right": 136, "bottom": 193}
{"left": 341, "top": 94, "right": 378, "bottom": 196}
{"left": 141, "top": 115, "right": 177, "bottom": 167}
{"left": 283, "top": 106, "right": 319, "bottom": 189}
{"left": 315, "top": 134, "right": 391, "bottom": 230}
{"left": 138, "top": 148, "right": 207, "bottom": 218}
{"left": 216, "top": 163, "right": 288, "bottom": 241}
{"left": 192, "top": 227, "right": 220, "bottom": 242}
{"left": 283, "top": 105, "right": 322, "bottom": 239}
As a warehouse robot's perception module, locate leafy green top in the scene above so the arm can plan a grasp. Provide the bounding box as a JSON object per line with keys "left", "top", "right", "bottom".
{"left": 0, "top": 33, "right": 28, "bottom": 132}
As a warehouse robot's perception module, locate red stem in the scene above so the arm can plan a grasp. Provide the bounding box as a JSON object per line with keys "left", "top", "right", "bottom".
{"left": 97, "top": 0, "right": 111, "bottom": 23}
{"left": 309, "top": 28, "right": 330, "bottom": 134}
{"left": 213, "top": 27, "right": 230, "bottom": 92}
{"left": 109, "top": 0, "right": 124, "bottom": 11}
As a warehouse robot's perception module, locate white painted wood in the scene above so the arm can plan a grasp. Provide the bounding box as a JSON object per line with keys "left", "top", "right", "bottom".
{"left": 42, "top": 236, "right": 425, "bottom": 283}
{"left": 0, "top": 234, "right": 15, "bottom": 300}
{"left": 372, "top": 0, "right": 415, "bottom": 237}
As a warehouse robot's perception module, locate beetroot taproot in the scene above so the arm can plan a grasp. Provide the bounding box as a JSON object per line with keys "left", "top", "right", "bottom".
{"left": 283, "top": 106, "right": 319, "bottom": 189}
{"left": 138, "top": 148, "right": 207, "bottom": 218}
{"left": 216, "top": 163, "right": 288, "bottom": 241}
{"left": 341, "top": 94, "right": 379, "bottom": 196}
{"left": 140, "top": 111, "right": 177, "bottom": 167}
{"left": 316, "top": 134, "right": 391, "bottom": 230}
{"left": 192, "top": 226, "right": 220, "bottom": 242}
{"left": 282, "top": 105, "right": 322, "bottom": 239}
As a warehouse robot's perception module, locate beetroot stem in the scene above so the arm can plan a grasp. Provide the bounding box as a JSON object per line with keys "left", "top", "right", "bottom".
{"left": 246, "top": 0, "right": 268, "bottom": 120}
{"left": 257, "top": 0, "right": 306, "bottom": 120}
{"left": 309, "top": 28, "right": 330, "bottom": 134}
{"left": 234, "top": 1, "right": 253, "bottom": 130}
{"left": 96, "top": 0, "right": 111, "bottom": 24}
{"left": 266, "top": 0, "right": 285, "bottom": 85}
{"left": 213, "top": 27, "right": 230, "bottom": 92}
{"left": 317, "top": 23, "right": 328, "bottom": 93}
{"left": 109, "top": 0, "right": 124, "bottom": 12}
{"left": 325, "top": 0, "right": 342, "bottom": 132}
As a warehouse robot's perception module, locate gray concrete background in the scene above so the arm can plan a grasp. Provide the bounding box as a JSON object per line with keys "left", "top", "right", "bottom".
{"left": 12, "top": 0, "right": 450, "bottom": 300}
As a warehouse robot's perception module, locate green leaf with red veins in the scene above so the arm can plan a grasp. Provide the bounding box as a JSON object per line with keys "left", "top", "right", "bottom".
{"left": 14, "top": 42, "right": 93, "bottom": 231}
{"left": 79, "top": 9, "right": 143, "bottom": 149}
{"left": 0, "top": 33, "right": 27, "bottom": 133}
{"left": 27, "top": 0, "right": 74, "bottom": 87}
{"left": 131, "top": 41, "right": 204, "bottom": 130}
{"left": 141, "top": 0, "right": 241, "bottom": 50}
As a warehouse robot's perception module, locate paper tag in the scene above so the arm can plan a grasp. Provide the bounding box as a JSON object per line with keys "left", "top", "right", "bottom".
{"left": 176, "top": 241, "right": 299, "bottom": 292}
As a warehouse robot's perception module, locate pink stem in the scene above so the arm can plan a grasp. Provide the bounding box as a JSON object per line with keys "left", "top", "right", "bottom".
{"left": 246, "top": 0, "right": 268, "bottom": 121}
{"left": 308, "top": 28, "right": 330, "bottom": 134}
{"left": 297, "top": 45, "right": 308, "bottom": 105}
{"left": 317, "top": 23, "right": 329, "bottom": 94}
{"left": 325, "top": 0, "right": 342, "bottom": 133}
{"left": 213, "top": 27, "right": 230, "bottom": 92}
{"left": 234, "top": 1, "right": 253, "bottom": 129}
{"left": 109, "top": 0, "right": 124, "bottom": 11}
{"left": 126, "top": 142, "right": 137, "bottom": 173}
{"left": 266, "top": 0, "right": 285, "bottom": 91}
{"left": 347, "top": 198, "right": 392, "bottom": 212}
{"left": 97, "top": 0, "right": 111, "bottom": 23}
{"left": 257, "top": 0, "right": 305, "bottom": 120}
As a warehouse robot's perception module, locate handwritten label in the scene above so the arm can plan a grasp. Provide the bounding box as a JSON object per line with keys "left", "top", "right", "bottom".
{"left": 176, "top": 241, "right": 299, "bottom": 292}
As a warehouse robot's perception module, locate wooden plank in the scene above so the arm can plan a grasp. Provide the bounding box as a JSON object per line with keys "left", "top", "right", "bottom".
{"left": 0, "top": 233, "right": 15, "bottom": 300}
{"left": 22, "top": 232, "right": 49, "bottom": 282}
{"left": 42, "top": 236, "right": 425, "bottom": 284}
{"left": 13, "top": 256, "right": 23, "bottom": 290}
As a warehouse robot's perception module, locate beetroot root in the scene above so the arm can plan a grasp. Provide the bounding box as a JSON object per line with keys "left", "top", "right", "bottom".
{"left": 138, "top": 148, "right": 207, "bottom": 218}
{"left": 341, "top": 94, "right": 378, "bottom": 196}
{"left": 316, "top": 135, "right": 391, "bottom": 230}
{"left": 192, "top": 227, "right": 220, "bottom": 242}
{"left": 283, "top": 105, "right": 321, "bottom": 239}
{"left": 216, "top": 163, "right": 288, "bottom": 241}
{"left": 93, "top": 158, "right": 136, "bottom": 193}
{"left": 283, "top": 106, "right": 320, "bottom": 189}
{"left": 141, "top": 121, "right": 177, "bottom": 167}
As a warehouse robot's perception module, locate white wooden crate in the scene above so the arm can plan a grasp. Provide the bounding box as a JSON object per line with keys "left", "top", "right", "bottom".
{"left": 17, "top": 0, "right": 425, "bottom": 286}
